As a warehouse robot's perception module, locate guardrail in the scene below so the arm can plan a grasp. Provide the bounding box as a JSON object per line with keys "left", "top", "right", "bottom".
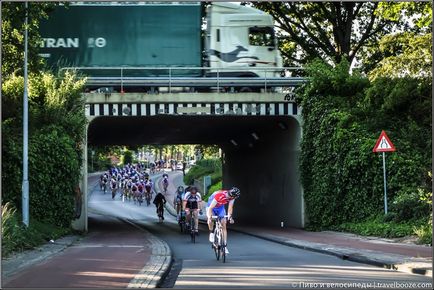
{"left": 59, "top": 66, "right": 307, "bottom": 92}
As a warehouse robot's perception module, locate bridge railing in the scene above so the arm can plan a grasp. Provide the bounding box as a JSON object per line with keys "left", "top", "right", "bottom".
{"left": 59, "top": 66, "right": 306, "bottom": 92}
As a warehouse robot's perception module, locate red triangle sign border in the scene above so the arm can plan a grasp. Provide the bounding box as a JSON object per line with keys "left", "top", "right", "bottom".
{"left": 373, "top": 130, "right": 396, "bottom": 153}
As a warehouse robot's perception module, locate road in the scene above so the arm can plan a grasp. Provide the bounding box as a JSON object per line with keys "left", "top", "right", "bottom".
{"left": 3, "top": 214, "right": 153, "bottom": 288}
{"left": 88, "top": 171, "right": 432, "bottom": 288}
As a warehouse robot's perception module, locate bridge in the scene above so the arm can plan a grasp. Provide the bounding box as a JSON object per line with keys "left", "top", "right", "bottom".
{"left": 73, "top": 83, "right": 305, "bottom": 232}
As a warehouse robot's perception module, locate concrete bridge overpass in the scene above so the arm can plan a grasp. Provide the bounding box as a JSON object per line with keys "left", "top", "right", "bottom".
{"left": 73, "top": 92, "right": 304, "bottom": 232}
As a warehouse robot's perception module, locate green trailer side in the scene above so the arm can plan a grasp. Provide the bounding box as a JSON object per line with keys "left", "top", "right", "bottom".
{"left": 39, "top": 3, "right": 202, "bottom": 77}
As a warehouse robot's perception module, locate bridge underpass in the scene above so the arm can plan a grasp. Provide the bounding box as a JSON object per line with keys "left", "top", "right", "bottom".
{"left": 73, "top": 92, "right": 304, "bottom": 231}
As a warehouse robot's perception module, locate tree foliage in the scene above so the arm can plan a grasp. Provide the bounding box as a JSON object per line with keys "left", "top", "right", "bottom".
{"left": 2, "top": 71, "right": 87, "bottom": 227}
{"left": 251, "top": 1, "right": 431, "bottom": 70}
{"left": 1, "top": 2, "right": 56, "bottom": 76}
{"left": 298, "top": 60, "right": 431, "bottom": 229}
{"left": 252, "top": 2, "right": 398, "bottom": 66}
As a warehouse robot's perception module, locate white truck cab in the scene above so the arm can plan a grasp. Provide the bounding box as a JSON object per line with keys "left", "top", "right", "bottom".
{"left": 206, "top": 2, "right": 283, "bottom": 78}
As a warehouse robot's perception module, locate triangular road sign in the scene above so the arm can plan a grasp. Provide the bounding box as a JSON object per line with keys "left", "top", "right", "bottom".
{"left": 373, "top": 130, "right": 396, "bottom": 152}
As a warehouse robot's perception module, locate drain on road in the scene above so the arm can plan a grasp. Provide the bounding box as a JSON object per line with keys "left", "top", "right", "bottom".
{"left": 158, "top": 258, "right": 183, "bottom": 288}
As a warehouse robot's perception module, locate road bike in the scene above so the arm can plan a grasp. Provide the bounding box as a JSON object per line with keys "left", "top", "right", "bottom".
{"left": 156, "top": 203, "right": 165, "bottom": 222}
{"left": 137, "top": 192, "right": 143, "bottom": 206}
{"left": 178, "top": 210, "right": 186, "bottom": 233}
{"left": 145, "top": 191, "right": 152, "bottom": 206}
{"left": 189, "top": 213, "right": 197, "bottom": 243}
{"left": 111, "top": 187, "right": 117, "bottom": 199}
{"left": 211, "top": 215, "right": 230, "bottom": 263}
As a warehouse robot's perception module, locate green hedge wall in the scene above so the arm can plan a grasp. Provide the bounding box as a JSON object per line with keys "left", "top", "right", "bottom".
{"left": 298, "top": 60, "right": 432, "bottom": 229}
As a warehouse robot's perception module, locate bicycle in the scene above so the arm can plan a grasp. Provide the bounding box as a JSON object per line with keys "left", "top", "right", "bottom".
{"left": 162, "top": 179, "right": 169, "bottom": 193}
{"left": 137, "top": 192, "right": 143, "bottom": 206}
{"left": 145, "top": 191, "right": 152, "bottom": 206}
{"left": 156, "top": 203, "right": 165, "bottom": 222}
{"left": 178, "top": 210, "right": 186, "bottom": 233}
{"left": 102, "top": 182, "right": 107, "bottom": 194}
{"left": 211, "top": 215, "right": 230, "bottom": 263}
{"left": 111, "top": 187, "right": 117, "bottom": 199}
{"left": 189, "top": 213, "right": 196, "bottom": 243}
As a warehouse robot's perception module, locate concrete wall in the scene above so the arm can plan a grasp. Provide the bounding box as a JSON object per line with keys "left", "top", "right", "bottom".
{"left": 71, "top": 123, "right": 89, "bottom": 232}
{"left": 222, "top": 117, "right": 303, "bottom": 228}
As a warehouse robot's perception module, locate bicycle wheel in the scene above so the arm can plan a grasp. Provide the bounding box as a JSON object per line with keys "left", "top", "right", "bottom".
{"left": 190, "top": 219, "right": 195, "bottom": 243}
{"left": 221, "top": 242, "right": 226, "bottom": 263}
{"left": 214, "top": 241, "right": 220, "bottom": 260}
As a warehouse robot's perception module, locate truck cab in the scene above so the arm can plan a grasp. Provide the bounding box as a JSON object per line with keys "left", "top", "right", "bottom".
{"left": 205, "top": 2, "right": 283, "bottom": 78}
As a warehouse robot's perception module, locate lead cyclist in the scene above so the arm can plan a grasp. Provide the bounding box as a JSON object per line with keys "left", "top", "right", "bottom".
{"left": 206, "top": 187, "right": 241, "bottom": 254}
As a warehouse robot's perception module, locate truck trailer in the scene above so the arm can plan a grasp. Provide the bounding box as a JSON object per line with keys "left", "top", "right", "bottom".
{"left": 39, "top": 2, "right": 284, "bottom": 92}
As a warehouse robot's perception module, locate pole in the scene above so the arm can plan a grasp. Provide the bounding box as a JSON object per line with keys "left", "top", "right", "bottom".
{"left": 382, "top": 152, "right": 388, "bottom": 214}
{"left": 22, "top": 1, "right": 29, "bottom": 227}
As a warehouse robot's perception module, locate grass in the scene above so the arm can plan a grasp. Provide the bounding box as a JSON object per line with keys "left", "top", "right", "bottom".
{"left": 330, "top": 215, "right": 432, "bottom": 245}
{"left": 2, "top": 202, "right": 72, "bottom": 258}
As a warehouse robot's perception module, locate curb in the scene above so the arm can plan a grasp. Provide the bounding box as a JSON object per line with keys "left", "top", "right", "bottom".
{"left": 153, "top": 174, "right": 433, "bottom": 278}
{"left": 224, "top": 227, "right": 433, "bottom": 278}
{"left": 123, "top": 219, "right": 173, "bottom": 288}
{"left": 86, "top": 209, "right": 173, "bottom": 288}
{"left": 1, "top": 235, "right": 82, "bottom": 282}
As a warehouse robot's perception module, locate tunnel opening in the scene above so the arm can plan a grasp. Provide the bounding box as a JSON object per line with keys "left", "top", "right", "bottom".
{"left": 86, "top": 115, "right": 303, "bottom": 228}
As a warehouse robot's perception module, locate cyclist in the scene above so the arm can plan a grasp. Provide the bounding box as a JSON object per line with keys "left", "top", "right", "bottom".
{"left": 206, "top": 187, "right": 241, "bottom": 254}
{"left": 162, "top": 173, "right": 169, "bottom": 192}
{"left": 101, "top": 173, "right": 108, "bottom": 192}
{"left": 173, "top": 186, "right": 185, "bottom": 220}
{"left": 153, "top": 192, "right": 167, "bottom": 220}
{"left": 183, "top": 186, "right": 202, "bottom": 234}
{"left": 131, "top": 182, "right": 139, "bottom": 204}
{"left": 110, "top": 178, "right": 118, "bottom": 199}
{"left": 144, "top": 179, "right": 153, "bottom": 205}
{"left": 137, "top": 181, "right": 145, "bottom": 204}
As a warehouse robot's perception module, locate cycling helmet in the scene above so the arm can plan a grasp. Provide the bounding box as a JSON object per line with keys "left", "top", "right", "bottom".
{"left": 177, "top": 186, "right": 184, "bottom": 192}
{"left": 228, "top": 187, "right": 240, "bottom": 198}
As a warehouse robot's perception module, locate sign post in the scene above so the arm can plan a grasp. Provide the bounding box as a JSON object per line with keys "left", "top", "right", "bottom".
{"left": 373, "top": 130, "right": 396, "bottom": 214}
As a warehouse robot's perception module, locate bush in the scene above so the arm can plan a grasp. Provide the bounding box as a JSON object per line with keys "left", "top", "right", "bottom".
{"left": 298, "top": 60, "right": 432, "bottom": 229}
{"left": 2, "top": 71, "right": 86, "bottom": 225}
{"left": 334, "top": 216, "right": 415, "bottom": 238}
{"left": 28, "top": 127, "right": 80, "bottom": 227}
{"left": 390, "top": 188, "right": 431, "bottom": 222}
{"left": 205, "top": 181, "right": 222, "bottom": 201}
{"left": 413, "top": 220, "right": 432, "bottom": 245}
{"left": 183, "top": 158, "right": 221, "bottom": 186}
{"left": 1, "top": 202, "right": 71, "bottom": 257}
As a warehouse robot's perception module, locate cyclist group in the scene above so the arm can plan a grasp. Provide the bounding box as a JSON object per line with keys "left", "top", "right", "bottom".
{"left": 173, "top": 184, "right": 241, "bottom": 254}
{"left": 99, "top": 163, "right": 161, "bottom": 207}
{"left": 100, "top": 164, "right": 241, "bottom": 255}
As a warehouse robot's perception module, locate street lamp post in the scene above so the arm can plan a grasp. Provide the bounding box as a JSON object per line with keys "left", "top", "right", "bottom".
{"left": 22, "top": 1, "right": 29, "bottom": 227}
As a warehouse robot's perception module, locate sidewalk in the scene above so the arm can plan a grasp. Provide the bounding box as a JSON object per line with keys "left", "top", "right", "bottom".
{"left": 2, "top": 213, "right": 171, "bottom": 288}
{"left": 161, "top": 171, "right": 433, "bottom": 277}
{"left": 227, "top": 224, "right": 432, "bottom": 277}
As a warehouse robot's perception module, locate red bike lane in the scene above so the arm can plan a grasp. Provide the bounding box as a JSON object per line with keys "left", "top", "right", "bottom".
{"left": 3, "top": 214, "right": 153, "bottom": 288}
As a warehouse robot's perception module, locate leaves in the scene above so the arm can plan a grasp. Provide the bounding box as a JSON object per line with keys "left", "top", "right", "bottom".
{"left": 252, "top": 2, "right": 398, "bottom": 66}
{"left": 2, "top": 70, "right": 86, "bottom": 227}
{"left": 299, "top": 60, "right": 432, "bottom": 229}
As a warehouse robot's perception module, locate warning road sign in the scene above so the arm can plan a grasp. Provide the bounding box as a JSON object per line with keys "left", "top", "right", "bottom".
{"left": 373, "top": 130, "right": 396, "bottom": 153}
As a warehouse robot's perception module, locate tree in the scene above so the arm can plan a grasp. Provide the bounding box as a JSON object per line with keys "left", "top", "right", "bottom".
{"left": 367, "top": 33, "right": 432, "bottom": 80}
{"left": 1, "top": 2, "right": 56, "bottom": 77}
{"left": 359, "top": 2, "right": 432, "bottom": 77}
{"left": 251, "top": 2, "right": 429, "bottom": 68}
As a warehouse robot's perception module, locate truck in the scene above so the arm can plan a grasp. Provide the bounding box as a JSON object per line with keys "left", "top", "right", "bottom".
{"left": 39, "top": 2, "right": 284, "bottom": 92}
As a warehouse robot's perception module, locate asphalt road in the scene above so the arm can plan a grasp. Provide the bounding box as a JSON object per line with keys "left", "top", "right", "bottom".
{"left": 3, "top": 214, "right": 152, "bottom": 288}
{"left": 88, "top": 171, "right": 432, "bottom": 289}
